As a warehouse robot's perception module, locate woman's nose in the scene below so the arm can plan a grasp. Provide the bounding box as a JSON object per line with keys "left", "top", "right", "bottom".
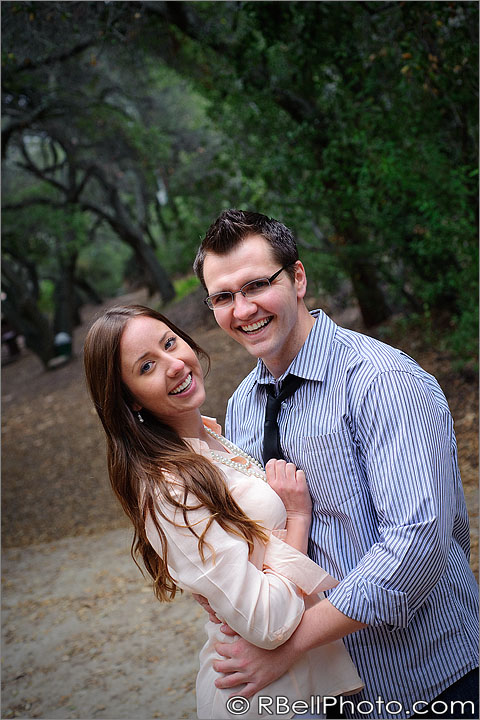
{"left": 166, "top": 357, "right": 185, "bottom": 377}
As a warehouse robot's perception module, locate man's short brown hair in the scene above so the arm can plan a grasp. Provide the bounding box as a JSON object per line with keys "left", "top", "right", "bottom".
{"left": 194, "top": 209, "right": 299, "bottom": 289}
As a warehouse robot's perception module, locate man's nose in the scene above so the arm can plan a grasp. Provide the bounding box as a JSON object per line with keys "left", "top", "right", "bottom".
{"left": 232, "top": 292, "right": 257, "bottom": 318}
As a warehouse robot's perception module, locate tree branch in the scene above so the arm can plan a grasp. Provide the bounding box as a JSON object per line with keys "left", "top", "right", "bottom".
{"left": 2, "top": 102, "right": 53, "bottom": 157}
{"left": 2, "top": 197, "right": 70, "bottom": 212}
{"left": 15, "top": 156, "right": 67, "bottom": 195}
{"left": 14, "top": 39, "right": 98, "bottom": 74}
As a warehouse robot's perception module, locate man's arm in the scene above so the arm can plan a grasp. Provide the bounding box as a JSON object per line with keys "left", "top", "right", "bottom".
{"left": 213, "top": 599, "right": 366, "bottom": 698}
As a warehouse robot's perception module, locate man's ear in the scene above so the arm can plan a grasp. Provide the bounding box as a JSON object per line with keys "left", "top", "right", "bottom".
{"left": 294, "top": 261, "right": 308, "bottom": 299}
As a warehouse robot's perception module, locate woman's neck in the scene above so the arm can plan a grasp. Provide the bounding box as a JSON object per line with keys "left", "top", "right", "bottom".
{"left": 171, "top": 409, "right": 207, "bottom": 441}
{"left": 170, "top": 410, "right": 225, "bottom": 452}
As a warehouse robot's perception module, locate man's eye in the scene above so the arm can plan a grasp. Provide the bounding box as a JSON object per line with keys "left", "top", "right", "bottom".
{"left": 212, "top": 293, "right": 232, "bottom": 306}
{"left": 140, "top": 361, "right": 153, "bottom": 374}
{"left": 244, "top": 279, "right": 269, "bottom": 295}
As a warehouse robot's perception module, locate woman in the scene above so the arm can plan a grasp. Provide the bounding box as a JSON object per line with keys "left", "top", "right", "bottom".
{"left": 83, "top": 305, "right": 362, "bottom": 719}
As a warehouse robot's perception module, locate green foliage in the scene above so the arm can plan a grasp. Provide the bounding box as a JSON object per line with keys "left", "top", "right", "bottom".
{"left": 77, "top": 233, "right": 133, "bottom": 299}
{"left": 38, "top": 279, "right": 55, "bottom": 315}
{"left": 450, "top": 303, "right": 479, "bottom": 369}
{"left": 1, "top": 1, "right": 478, "bottom": 365}
{"left": 171, "top": 0, "right": 478, "bottom": 360}
{"left": 3, "top": 202, "right": 88, "bottom": 272}
{"left": 3, "top": 202, "right": 91, "bottom": 324}
{"left": 173, "top": 275, "right": 201, "bottom": 302}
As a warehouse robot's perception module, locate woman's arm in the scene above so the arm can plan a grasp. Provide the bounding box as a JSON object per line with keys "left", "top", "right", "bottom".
{"left": 192, "top": 460, "right": 324, "bottom": 627}
{"left": 146, "top": 478, "right": 328, "bottom": 651}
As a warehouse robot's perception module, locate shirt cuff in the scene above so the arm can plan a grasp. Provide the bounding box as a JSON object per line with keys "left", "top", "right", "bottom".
{"left": 264, "top": 532, "right": 339, "bottom": 595}
{"left": 328, "top": 575, "right": 410, "bottom": 629}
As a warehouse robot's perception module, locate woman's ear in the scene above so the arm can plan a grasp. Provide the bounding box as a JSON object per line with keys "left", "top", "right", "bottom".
{"left": 132, "top": 402, "right": 142, "bottom": 412}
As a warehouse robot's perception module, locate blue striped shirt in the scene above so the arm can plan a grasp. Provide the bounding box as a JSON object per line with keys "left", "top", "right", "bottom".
{"left": 225, "top": 309, "right": 478, "bottom": 719}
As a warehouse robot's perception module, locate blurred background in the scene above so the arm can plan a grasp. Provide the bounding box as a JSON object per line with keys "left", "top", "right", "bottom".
{"left": 2, "top": 1, "right": 478, "bottom": 367}
{"left": 2, "top": 2, "right": 478, "bottom": 719}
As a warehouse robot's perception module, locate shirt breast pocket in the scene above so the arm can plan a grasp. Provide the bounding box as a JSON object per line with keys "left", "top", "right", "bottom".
{"left": 304, "top": 427, "right": 361, "bottom": 509}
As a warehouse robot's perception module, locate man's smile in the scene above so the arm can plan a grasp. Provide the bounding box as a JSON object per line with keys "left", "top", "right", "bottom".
{"left": 239, "top": 316, "right": 273, "bottom": 334}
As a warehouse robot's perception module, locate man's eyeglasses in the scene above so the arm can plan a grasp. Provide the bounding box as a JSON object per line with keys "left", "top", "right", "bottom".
{"left": 204, "top": 265, "right": 292, "bottom": 310}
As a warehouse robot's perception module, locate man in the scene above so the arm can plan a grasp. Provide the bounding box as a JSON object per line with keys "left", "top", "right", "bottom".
{"left": 193, "top": 209, "right": 478, "bottom": 719}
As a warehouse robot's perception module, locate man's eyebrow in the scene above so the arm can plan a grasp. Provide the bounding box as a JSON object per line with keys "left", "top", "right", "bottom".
{"left": 131, "top": 330, "right": 171, "bottom": 372}
{"left": 211, "top": 274, "right": 263, "bottom": 293}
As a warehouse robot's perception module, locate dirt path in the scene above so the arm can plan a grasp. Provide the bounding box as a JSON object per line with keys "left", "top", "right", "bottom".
{"left": 2, "top": 528, "right": 206, "bottom": 720}
{"left": 2, "top": 289, "right": 477, "bottom": 719}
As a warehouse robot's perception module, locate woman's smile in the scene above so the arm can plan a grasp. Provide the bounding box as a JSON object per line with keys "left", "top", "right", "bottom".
{"left": 169, "top": 373, "right": 193, "bottom": 395}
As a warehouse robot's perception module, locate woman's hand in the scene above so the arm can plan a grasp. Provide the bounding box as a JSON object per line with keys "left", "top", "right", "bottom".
{"left": 266, "top": 460, "right": 312, "bottom": 554}
{"left": 192, "top": 593, "right": 221, "bottom": 624}
{"left": 265, "top": 459, "right": 312, "bottom": 519}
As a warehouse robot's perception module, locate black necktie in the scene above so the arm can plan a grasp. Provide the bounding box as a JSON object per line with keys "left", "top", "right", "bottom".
{"left": 262, "top": 374, "right": 304, "bottom": 463}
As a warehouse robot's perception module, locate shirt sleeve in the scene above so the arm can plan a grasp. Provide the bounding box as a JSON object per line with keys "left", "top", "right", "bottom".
{"left": 327, "top": 370, "right": 460, "bottom": 630}
{"left": 145, "top": 484, "right": 307, "bottom": 650}
{"left": 265, "top": 531, "right": 339, "bottom": 595}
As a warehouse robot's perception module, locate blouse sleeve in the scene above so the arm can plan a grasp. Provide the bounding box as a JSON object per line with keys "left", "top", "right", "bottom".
{"left": 145, "top": 484, "right": 308, "bottom": 650}
{"left": 264, "top": 530, "right": 338, "bottom": 595}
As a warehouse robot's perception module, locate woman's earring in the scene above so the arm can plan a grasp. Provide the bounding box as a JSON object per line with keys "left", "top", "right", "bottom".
{"left": 137, "top": 411, "right": 144, "bottom": 423}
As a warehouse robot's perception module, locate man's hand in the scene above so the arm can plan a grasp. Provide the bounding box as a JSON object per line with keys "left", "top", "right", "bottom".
{"left": 213, "top": 633, "right": 295, "bottom": 699}
{"left": 211, "top": 601, "right": 366, "bottom": 700}
{"left": 192, "top": 593, "right": 221, "bottom": 624}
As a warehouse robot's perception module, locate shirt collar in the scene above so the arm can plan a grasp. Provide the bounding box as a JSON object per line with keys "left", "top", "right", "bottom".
{"left": 251, "top": 309, "right": 337, "bottom": 387}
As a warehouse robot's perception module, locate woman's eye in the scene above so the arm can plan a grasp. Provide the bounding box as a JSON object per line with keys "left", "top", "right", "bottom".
{"left": 165, "top": 336, "right": 176, "bottom": 350}
{"left": 140, "top": 361, "right": 154, "bottom": 374}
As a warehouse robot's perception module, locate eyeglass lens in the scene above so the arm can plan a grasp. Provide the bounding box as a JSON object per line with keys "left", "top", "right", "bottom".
{"left": 208, "top": 278, "right": 270, "bottom": 308}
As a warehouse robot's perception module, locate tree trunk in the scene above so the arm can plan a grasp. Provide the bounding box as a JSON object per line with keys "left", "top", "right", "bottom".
{"left": 348, "top": 259, "right": 391, "bottom": 327}
{"left": 54, "top": 244, "right": 78, "bottom": 338}
{"left": 75, "top": 277, "right": 103, "bottom": 305}
{"left": 111, "top": 212, "right": 175, "bottom": 302}
{"left": 134, "top": 239, "right": 175, "bottom": 303}
{"left": 2, "top": 260, "right": 55, "bottom": 367}
{"left": 89, "top": 181, "right": 176, "bottom": 304}
{"left": 332, "top": 228, "right": 391, "bottom": 327}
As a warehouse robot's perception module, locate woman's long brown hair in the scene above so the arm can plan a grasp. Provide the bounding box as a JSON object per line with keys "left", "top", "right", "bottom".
{"left": 83, "top": 305, "right": 268, "bottom": 601}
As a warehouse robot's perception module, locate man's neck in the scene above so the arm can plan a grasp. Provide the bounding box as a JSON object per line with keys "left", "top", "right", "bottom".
{"left": 264, "top": 311, "right": 315, "bottom": 379}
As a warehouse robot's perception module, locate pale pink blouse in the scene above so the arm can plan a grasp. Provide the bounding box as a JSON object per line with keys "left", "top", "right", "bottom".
{"left": 145, "top": 418, "right": 363, "bottom": 719}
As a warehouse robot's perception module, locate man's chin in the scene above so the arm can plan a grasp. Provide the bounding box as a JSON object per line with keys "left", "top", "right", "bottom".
{"left": 236, "top": 333, "right": 268, "bottom": 358}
